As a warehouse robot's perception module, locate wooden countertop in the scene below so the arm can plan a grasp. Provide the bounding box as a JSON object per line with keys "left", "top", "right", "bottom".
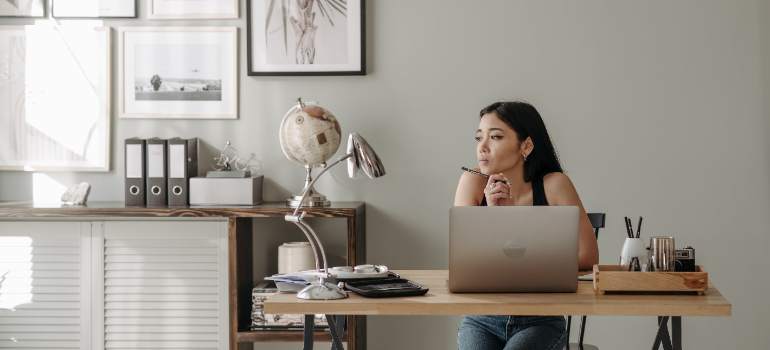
{"left": 264, "top": 270, "right": 731, "bottom": 317}
{"left": 0, "top": 201, "right": 365, "bottom": 218}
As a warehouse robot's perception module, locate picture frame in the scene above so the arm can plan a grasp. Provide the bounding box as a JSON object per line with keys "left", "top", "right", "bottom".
{"left": 0, "top": 26, "right": 111, "bottom": 172}
{"left": 119, "top": 27, "right": 238, "bottom": 119}
{"left": 0, "top": 0, "right": 45, "bottom": 18}
{"left": 247, "top": 0, "right": 365, "bottom": 76}
{"left": 148, "top": 0, "right": 238, "bottom": 20}
{"left": 52, "top": 0, "right": 136, "bottom": 18}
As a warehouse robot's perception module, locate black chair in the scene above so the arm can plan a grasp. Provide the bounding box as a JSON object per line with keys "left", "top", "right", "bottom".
{"left": 565, "top": 213, "right": 605, "bottom": 350}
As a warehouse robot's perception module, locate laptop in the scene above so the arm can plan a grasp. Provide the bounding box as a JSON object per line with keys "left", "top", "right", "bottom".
{"left": 448, "top": 206, "right": 580, "bottom": 293}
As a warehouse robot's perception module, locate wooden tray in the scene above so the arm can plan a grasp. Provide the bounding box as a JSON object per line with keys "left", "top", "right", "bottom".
{"left": 592, "top": 264, "right": 708, "bottom": 295}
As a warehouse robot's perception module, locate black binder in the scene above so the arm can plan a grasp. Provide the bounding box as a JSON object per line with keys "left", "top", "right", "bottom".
{"left": 167, "top": 137, "right": 198, "bottom": 206}
{"left": 146, "top": 138, "right": 168, "bottom": 206}
{"left": 124, "top": 138, "right": 146, "bottom": 206}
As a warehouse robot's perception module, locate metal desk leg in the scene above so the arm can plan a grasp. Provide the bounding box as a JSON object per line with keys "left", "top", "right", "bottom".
{"left": 672, "top": 317, "right": 682, "bottom": 350}
{"left": 578, "top": 316, "right": 587, "bottom": 346}
{"left": 652, "top": 316, "right": 673, "bottom": 350}
{"left": 327, "top": 315, "right": 344, "bottom": 350}
{"left": 335, "top": 315, "right": 345, "bottom": 347}
{"left": 304, "top": 315, "right": 315, "bottom": 350}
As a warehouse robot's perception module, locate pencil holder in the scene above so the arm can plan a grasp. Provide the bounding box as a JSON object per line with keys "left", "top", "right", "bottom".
{"left": 619, "top": 238, "right": 649, "bottom": 271}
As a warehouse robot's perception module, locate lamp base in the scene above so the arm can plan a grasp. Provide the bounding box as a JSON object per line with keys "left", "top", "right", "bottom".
{"left": 286, "top": 194, "right": 330, "bottom": 207}
{"left": 296, "top": 282, "right": 348, "bottom": 300}
{"left": 287, "top": 165, "right": 331, "bottom": 207}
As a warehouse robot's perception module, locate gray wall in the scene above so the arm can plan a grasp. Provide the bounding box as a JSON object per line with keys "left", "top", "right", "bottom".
{"left": 2, "top": 0, "right": 769, "bottom": 349}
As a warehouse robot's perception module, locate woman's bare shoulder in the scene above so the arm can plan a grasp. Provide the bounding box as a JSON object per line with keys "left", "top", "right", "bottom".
{"left": 543, "top": 172, "right": 573, "bottom": 188}
{"left": 542, "top": 172, "right": 579, "bottom": 204}
{"left": 455, "top": 168, "right": 487, "bottom": 206}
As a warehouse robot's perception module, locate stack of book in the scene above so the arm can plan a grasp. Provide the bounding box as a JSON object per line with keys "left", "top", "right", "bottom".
{"left": 251, "top": 282, "right": 329, "bottom": 331}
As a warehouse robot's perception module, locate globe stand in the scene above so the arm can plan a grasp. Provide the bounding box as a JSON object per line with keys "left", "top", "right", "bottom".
{"left": 287, "top": 164, "right": 330, "bottom": 207}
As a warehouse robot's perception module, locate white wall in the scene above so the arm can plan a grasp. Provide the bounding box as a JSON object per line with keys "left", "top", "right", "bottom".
{"left": 2, "top": 1, "right": 769, "bottom": 349}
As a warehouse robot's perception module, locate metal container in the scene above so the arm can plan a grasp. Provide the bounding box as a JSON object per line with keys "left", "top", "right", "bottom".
{"left": 649, "top": 236, "right": 675, "bottom": 272}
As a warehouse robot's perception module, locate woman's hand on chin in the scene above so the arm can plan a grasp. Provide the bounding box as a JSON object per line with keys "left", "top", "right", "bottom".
{"left": 484, "top": 173, "right": 511, "bottom": 206}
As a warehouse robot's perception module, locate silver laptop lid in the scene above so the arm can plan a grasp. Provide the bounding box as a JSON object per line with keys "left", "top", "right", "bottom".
{"left": 448, "top": 206, "right": 579, "bottom": 293}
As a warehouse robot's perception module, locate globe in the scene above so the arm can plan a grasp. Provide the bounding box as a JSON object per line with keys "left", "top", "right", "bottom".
{"left": 280, "top": 98, "right": 342, "bottom": 207}
{"left": 279, "top": 99, "right": 342, "bottom": 166}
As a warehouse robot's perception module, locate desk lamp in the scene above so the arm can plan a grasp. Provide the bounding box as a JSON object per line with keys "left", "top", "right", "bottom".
{"left": 285, "top": 133, "right": 385, "bottom": 300}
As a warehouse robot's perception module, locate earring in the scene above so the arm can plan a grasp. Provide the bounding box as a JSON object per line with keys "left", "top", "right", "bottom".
{"left": 523, "top": 154, "right": 528, "bottom": 162}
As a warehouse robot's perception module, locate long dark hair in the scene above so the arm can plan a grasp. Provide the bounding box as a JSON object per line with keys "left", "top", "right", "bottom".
{"left": 479, "top": 101, "right": 563, "bottom": 183}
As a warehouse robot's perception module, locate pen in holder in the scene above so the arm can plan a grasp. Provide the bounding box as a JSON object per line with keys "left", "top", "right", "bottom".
{"left": 619, "top": 237, "right": 650, "bottom": 271}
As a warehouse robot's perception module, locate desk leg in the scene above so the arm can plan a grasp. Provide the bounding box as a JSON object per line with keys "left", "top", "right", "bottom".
{"left": 304, "top": 315, "right": 315, "bottom": 350}
{"left": 327, "top": 314, "right": 345, "bottom": 350}
{"left": 578, "top": 316, "right": 587, "bottom": 346}
{"left": 335, "top": 315, "right": 345, "bottom": 347}
{"left": 652, "top": 316, "right": 673, "bottom": 350}
{"left": 672, "top": 317, "right": 682, "bottom": 350}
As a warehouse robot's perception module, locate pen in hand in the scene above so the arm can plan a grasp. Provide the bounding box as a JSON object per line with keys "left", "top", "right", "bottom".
{"left": 460, "top": 167, "right": 509, "bottom": 185}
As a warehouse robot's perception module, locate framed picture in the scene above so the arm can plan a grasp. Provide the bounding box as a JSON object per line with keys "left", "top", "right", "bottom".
{"left": 0, "top": 26, "right": 111, "bottom": 171}
{"left": 0, "top": 0, "right": 45, "bottom": 17}
{"left": 119, "top": 27, "right": 238, "bottom": 119}
{"left": 148, "top": 0, "right": 238, "bottom": 19}
{"left": 53, "top": 0, "right": 136, "bottom": 18}
{"left": 247, "top": 0, "right": 365, "bottom": 76}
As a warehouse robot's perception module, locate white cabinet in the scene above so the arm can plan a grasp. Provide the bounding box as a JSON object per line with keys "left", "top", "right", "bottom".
{"left": 101, "top": 221, "right": 228, "bottom": 350}
{"left": 0, "top": 220, "right": 228, "bottom": 350}
{"left": 0, "top": 221, "right": 90, "bottom": 350}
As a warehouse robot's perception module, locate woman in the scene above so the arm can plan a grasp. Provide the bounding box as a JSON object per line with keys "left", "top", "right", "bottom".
{"left": 454, "top": 101, "right": 599, "bottom": 350}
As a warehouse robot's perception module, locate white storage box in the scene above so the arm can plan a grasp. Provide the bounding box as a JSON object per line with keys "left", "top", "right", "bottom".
{"left": 190, "top": 176, "right": 264, "bottom": 205}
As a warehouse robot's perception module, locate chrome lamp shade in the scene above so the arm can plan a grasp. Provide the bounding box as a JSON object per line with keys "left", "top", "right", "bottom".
{"left": 285, "top": 133, "right": 385, "bottom": 300}
{"left": 347, "top": 133, "right": 386, "bottom": 179}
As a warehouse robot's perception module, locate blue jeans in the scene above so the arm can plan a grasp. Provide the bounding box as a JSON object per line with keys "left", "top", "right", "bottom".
{"left": 458, "top": 315, "right": 567, "bottom": 350}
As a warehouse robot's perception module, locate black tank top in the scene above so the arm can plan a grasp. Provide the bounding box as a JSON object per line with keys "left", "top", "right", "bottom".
{"left": 480, "top": 176, "right": 549, "bottom": 206}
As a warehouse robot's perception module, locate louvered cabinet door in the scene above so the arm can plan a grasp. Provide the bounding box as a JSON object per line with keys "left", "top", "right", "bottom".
{"left": 0, "top": 221, "right": 93, "bottom": 350}
{"left": 101, "top": 221, "right": 228, "bottom": 350}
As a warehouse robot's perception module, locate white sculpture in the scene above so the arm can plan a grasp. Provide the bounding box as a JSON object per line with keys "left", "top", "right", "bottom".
{"left": 61, "top": 182, "right": 91, "bottom": 205}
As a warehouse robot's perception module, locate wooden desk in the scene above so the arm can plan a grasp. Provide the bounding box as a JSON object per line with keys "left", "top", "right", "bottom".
{"left": 265, "top": 270, "right": 731, "bottom": 350}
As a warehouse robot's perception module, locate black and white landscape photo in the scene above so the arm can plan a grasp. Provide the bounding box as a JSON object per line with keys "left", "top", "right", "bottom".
{"left": 134, "top": 44, "right": 222, "bottom": 101}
